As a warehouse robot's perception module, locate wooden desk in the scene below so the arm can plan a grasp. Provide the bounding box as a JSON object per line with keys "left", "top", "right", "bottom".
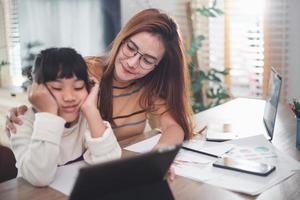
{"left": 0, "top": 98, "right": 299, "bottom": 200}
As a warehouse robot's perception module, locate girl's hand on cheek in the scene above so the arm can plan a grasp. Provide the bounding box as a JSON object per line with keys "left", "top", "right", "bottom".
{"left": 28, "top": 83, "right": 58, "bottom": 114}
{"left": 81, "top": 77, "right": 100, "bottom": 114}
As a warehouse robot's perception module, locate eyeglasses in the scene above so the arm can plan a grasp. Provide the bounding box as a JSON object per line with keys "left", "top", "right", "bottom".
{"left": 121, "top": 39, "right": 157, "bottom": 70}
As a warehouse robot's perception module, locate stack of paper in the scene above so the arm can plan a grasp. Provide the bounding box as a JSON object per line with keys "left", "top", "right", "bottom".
{"left": 198, "top": 135, "right": 300, "bottom": 195}
{"left": 182, "top": 138, "right": 234, "bottom": 157}
{"left": 124, "top": 134, "right": 300, "bottom": 196}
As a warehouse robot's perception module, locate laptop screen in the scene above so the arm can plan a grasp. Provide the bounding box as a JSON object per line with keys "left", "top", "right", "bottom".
{"left": 263, "top": 67, "right": 282, "bottom": 141}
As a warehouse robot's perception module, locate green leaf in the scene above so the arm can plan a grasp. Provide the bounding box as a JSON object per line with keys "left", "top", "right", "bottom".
{"left": 195, "top": 7, "right": 213, "bottom": 17}
{"left": 207, "top": 10, "right": 217, "bottom": 17}
{"left": 211, "top": 74, "right": 222, "bottom": 82}
{"left": 0, "top": 60, "right": 9, "bottom": 67}
{"left": 187, "top": 35, "right": 205, "bottom": 56}
{"left": 212, "top": 0, "right": 217, "bottom": 7}
{"left": 212, "top": 7, "right": 224, "bottom": 15}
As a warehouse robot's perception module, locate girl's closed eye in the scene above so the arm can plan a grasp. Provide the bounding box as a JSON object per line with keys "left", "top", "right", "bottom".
{"left": 50, "top": 86, "right": 62, "bottom": 91}
{"left": 74, "top": 81, "right": 86, "bottom": 91}
{"left": 74, "top": 86, "right": 85, "bottom": 91}
{"left": 48, "top": 83, "right": 62, "bottom": 91}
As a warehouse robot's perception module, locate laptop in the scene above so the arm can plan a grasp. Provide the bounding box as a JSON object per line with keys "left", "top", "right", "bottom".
{"left": 206, "top": 67, "right": 282, "bottom": 142}
{"left": 262, "top": 67, "right": 282, "bottom": 141}
{"left": 69, "top": 144, "right": 181, "bottom": 200}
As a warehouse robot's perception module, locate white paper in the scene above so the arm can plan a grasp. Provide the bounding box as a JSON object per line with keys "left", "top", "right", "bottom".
{"left": 225, "top": 135, "right": 300, "bottom": 171}
{"left": 50, "top": 134, "right": 160, "bottom": 195}
{"left": 182, "top": 139, "right": 234, "bottom": 157}
{"left": 205, "top": 169, "right": 294, "bottom": 195}
{"left": 124, "top": 134, "right": 161, "bottom": 153}
{"left": 174, "top": 135, "right": 300, "bottom": 195}
{"left": 124, "top": 134, "right": 239, "bottom": 184}
{"left": 174, "top": 149, "right": 219, "bottom": 181}
{"left": 49, "top": 161, "right": 87, "bottom": 195}
{"left": 49, "top": 134, "right": 300, "bottom": 196}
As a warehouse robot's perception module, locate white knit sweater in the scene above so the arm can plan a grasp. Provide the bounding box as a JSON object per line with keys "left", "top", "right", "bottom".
{"left": 10, "top": 108, "right": 121, "bottom": 187}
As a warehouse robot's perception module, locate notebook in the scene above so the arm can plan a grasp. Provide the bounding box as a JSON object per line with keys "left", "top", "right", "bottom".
{"left": 206, "top": 67, "right": 282, "bottom": 142}
{"left": 69, "top": 144, "right": 181, "bottom": 200}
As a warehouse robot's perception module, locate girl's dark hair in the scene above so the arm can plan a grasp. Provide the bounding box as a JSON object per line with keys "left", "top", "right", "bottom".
{"left": 32, "top": 47, "right": 90, "bottom": 91}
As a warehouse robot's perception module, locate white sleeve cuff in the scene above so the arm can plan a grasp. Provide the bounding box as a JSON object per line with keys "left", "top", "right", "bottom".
{"left": 31, "top": 112, "right": 66, "bottom": 144}
{"left": 84, "top": 121, "right": 121, "bottom": 160}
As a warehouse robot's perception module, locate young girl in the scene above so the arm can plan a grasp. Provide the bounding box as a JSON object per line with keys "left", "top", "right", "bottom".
{"left": 9, "top": 48, "right": 121, "bottom": 187}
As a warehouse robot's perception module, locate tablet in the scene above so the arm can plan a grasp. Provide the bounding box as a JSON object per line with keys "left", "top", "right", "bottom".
{"left": 69, "top": 144, "right": 181, "bottom": 200}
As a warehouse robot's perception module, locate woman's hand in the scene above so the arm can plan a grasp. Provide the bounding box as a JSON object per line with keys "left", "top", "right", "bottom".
{"left": 81, "top": 77, "right": 100, "bottom": 114}
{"left": 5, "top": 105, "right": 28, "bottom": 134}
{"left": 28, "top": 83, "right": 58, "bottom": 114}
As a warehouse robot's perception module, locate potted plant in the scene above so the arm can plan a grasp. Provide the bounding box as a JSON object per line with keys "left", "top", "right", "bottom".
{"left": 186, "top": 0, "right": 231, "bottom": 113}
{"left": 21, "top": 41, "right": 43, "bottom": 90}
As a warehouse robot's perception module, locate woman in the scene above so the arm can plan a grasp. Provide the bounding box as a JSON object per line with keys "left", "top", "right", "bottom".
{"left": 5, "top": 8, "right": 193, "bottom": 147}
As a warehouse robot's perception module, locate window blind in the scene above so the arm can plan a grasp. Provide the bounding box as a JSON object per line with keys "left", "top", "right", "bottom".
{"left": 225, "top": 0, "right": 265, "bottom": 98}
{"left": 189, "top": 0, "right": 288, "bottom": 101}
{"left": 0, "top": 0, "right": 22, "bottom": 88}
{"left": 0, "top": 0, "right": 9, "bottom": 86}
{"left": 263, "top": 0, "right": 288, "bottom": 102}
{"left": 190, "top": 0, "right": 210, "bottom": 71}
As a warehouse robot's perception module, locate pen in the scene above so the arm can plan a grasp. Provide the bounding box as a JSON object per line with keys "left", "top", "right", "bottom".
{"left": 198, "top": 125, "right": 208, "bottom": 134}
{"left": 181, "top": 146, "right": 234, "bottom": 158}
{"left": 181, "top": 146, "right": 219, "bottom": 158}
{"left": 193, "top": 125, "right": 208, "bottom": 135}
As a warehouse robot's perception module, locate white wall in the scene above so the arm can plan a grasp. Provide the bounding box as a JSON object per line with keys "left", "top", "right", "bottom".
{"left": 18, "top": 0, "right": 105, "bottom": 58}
{"left": 121, "top": 0, "right": 181, "bottom": 24}
{"left": 120, "top": 0, "right": 188, "bottom": 40}
{"left": 287, "top": 0, "right": 300, "bottom": 100}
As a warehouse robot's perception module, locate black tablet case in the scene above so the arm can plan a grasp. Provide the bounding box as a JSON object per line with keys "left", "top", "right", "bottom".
{"left": 69, "top": 144, "right": 181, "bottom": 200}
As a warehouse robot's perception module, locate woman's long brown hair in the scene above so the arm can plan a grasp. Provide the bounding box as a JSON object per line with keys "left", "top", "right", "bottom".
{"left": 99, "top": 8, "right": 193, "bottom": 139}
